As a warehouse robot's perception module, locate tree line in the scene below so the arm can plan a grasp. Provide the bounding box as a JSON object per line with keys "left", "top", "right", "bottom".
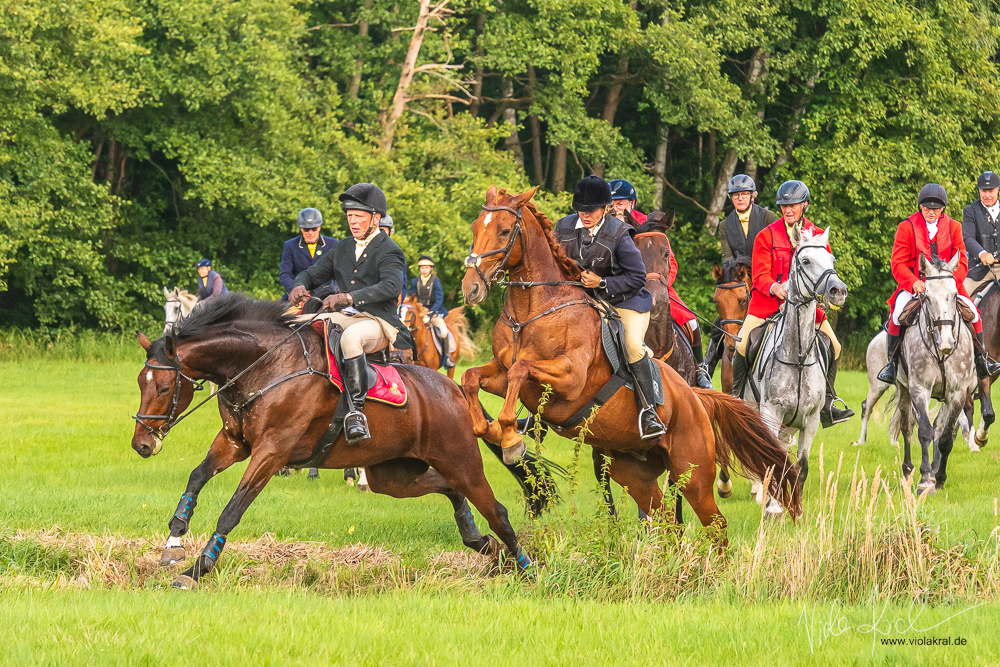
{"left": 2, "top": 0, "right": 999, "bottom": 350}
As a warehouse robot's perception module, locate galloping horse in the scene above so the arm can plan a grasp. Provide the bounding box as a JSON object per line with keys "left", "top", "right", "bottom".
{"left": 735, "top": 227, "right": 847, "bottom": 515}
{"left": 399, "top": 296, "right": 475, "bottom": 379}
{"left": 461, "top": 186, "right": 801, "bottom": 539}
{"left": 130, "top": 294, "right": 533, "bottom": 587}
{"left": 890, "top": 254, "right": 976, "bottom": 494}
{"left": 163, "top": 287, "right": 197, "bottom": 335}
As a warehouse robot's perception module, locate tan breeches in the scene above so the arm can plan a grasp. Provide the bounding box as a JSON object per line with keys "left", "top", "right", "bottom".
{"left": 428, "top": 314, "right": 449, "bottom": 338}
{"left": 318, "top": 312, "right": 393, "bottom": 358}
{"left": 735, "top": 313, "right": 841, "bottom": 359}
{"left": 964, "top": 273, "right": 995, "bottom": 297}
{"left": 615, "top": 307, "right": 651, "bottom": 364}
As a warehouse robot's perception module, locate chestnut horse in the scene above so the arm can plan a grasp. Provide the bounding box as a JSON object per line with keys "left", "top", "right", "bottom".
{"left": 399, "top": 296, "right": 475, "bottom": 379}
{"left": 130, "top": 294, "right": 531, "bottom": 587}
{"left": 711, "top": 257, "right": 752, "bottom": 395}
{"left": 461, "top": 186, "right": 801, "bottom": 539}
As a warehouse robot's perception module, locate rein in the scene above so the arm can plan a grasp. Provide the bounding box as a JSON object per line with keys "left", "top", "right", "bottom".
{"left": 133, "top": 310, "right": 328, "bottom": 439}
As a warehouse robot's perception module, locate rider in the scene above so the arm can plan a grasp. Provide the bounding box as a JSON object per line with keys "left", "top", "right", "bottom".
{"left": 704, "top": 174, "right": 779, "bottom": 380}
{"left": 555, "top": 176, "right": 666, "bottom": 439}
{"left": 650, "top": 210, "right": 714, "bottom": 390}
{"left": 731, "top": 180, "right": 854, "bottom": 427}
{"left": 409, "top": 255, "right": 456, "bottom": 370}
{"left": 879, "top": 184, "right": 1000, "bottom": 384}
{"left": 279, "top": 208, "right": 339, "bottom": 301}
{"left": 608, "top": 179, "right": 647, "bottom": 227}
{"left": 196, "top": 259, "right": 229, "bottom": 303}
{"left": 962, "top": 171, "right": 1000, "bottom": 298}
{"left": 288, "top": 183, "right": 414, "bottom": 443}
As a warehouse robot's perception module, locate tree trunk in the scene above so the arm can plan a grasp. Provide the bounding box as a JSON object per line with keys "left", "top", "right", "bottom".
{"left": 527, "top": 65, "right": 544, "bottom": 184}
{"left": 593, "top": 52, "right": 629, "bottom": 178}
{"left": 744, "top": 157, "right": 758, "bottom": 184}
{"left": 381, "top": 0, "right": 432, "bottom": 152}
{"left": 653, "top": 127, "right": 667, "bottom": 210}
{"left": 703, "top": 48, "right": 767, "bottom": 229}
{"left": 770, "top": 76, "right": 816, "bottom": 183}
{"left": 501, "top": 76, "right": 524, "bottom": 170}
{"left": 551, "top": 142, "right": 568, "bottom": 193}
{"left": 347, "top": 0, "right": 371, "bottom": 100}
{"left": 469, "top": 12, "right": 487, "bottom": 117}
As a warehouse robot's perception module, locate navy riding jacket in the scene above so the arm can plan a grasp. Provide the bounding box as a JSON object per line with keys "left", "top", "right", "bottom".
{"left": 409, "top": 276, "right": 449, "bottom": 317}
{"left": 279, "top": 234, "right": 338, "bottom": 299}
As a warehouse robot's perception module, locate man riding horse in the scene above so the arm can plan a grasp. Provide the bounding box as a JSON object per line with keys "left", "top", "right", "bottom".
{"left": 703, "top": 175, "right": 779, "bottom": 380}
{"left": 289, "top": 183, "right": 414, "bottom": 443}
{"left": 280, "top": 208, "right": 339, "bottom": 301}
{"left": 409, "top": 255, "right": 456, "bottom": 370}
{"left": 732, "top": 179, "right": 854, "bottom": 428}
{"left": 879, "top": 183, "right": 1000, "bottom": 384}
{"left": 962, "top": 170, "right": 1000, "bottom": 299}
{"left": 554, "top": 176, "right": 665, "bottom": 438}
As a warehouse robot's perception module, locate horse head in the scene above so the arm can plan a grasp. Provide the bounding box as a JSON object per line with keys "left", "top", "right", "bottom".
{"left": 919, "top": 252, "right": 961, "bottom": 355}
{"left": 400, "top": 295, "right": 422, "bottom": 331}
{"left": 132, "top": 331, "right": 197, "bottom": 459}
{"left": 789, "top": 227, "right": 848, "bottom": 311}
{"left": 632, "top": 210, "right": 675, "bottom": 304}
{"left": 712, "top": 257, "right": 751, "bottom": 352}
{"left": 163, "top": 286, "right": 183, "bottom": 335}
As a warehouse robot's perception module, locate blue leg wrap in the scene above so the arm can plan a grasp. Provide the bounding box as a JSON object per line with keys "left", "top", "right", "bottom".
{"left": 173, "top": 493, "right": 197, "bottom": 525}
{"left": 514, "top": 547, "right": 533, "bottom": 572}
{"left": 201, "top": 533, "right": 226, "bottom": 566}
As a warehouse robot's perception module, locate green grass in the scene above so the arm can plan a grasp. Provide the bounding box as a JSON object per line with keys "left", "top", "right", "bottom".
{"left": 2, "top": 354, "right": 1000, "bottom": 665}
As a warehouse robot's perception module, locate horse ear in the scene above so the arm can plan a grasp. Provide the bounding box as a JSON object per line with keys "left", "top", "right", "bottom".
{"left": 919, "top": 253, "right": 928, "bottom": 272}
{"left": 662, "top": 208, "right": 675, "bottom": 231}
{"left": 486, "top": 185, "right": 498, "bottom": 206}
{"left": 711, "top": 264, "right": 722, "bottom": 281}
{"left": 163, "top": 286, "right": 170, "bottom": 299}
{"left": 511, "top": 186, "right": 540, "bottom": 207}
{"left": 816, "top": 226, "right": 831, "bottom": 246}
{"left": 947, "top": 251, "right": 961, "bottom": 271}
{"left": 164, "top": 335, "right": 177, "bottom": 360}
{"left": 136, "top": 330, "right": 152, "bottom": 350}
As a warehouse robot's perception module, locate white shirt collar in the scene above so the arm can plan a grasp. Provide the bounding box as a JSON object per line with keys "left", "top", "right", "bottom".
{"left": 925, "top": 218, "right": 939, "bottom": 240}
{"left": 354, "top": 226, "right": 381, "bottom": 260}
{"left": 986, "top": 201, "right": 1000, "bottom": 219}
{"left": 574, "top": 216, "right": 604, "bottom": 237}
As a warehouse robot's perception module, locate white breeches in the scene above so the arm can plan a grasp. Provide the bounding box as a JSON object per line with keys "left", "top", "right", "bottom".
{"left": 892, "top": 290, "right": 978, "bottom": 325}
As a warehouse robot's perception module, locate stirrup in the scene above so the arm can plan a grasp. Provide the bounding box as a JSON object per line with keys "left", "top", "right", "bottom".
{"left": 694, "top": 366, "right": 713, "bottom": 389}
{"left": 821, "top": 397, "right": 854, "bottom": 428}
{"left": 876, "top": 363, "right": 896, "bottom": 384}
{"left": 344, "top": 411, "right": 370, "bottom": 444}
{"left": 638, "top": 407, "right": 666, "bottom": 440}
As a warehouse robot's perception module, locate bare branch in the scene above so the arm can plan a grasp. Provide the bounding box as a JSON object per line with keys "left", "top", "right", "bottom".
{"left": 306, "top": 20, "right": 359, "bottom": 31}
{"left": 405, "top": 93, "right": 471, "bottom": 105}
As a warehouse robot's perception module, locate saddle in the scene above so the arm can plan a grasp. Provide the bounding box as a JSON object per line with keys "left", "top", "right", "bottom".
{"left": 972, "top": 280, "right": 996, "bottom": 306}
{"left": 887, "top": 296, "right": 978, "bottom": 370}
{"left": 311, "top": 320, "right": 408, "bottom": 407}
{"left": 744, "top": 317, "right": 832, "bottom": 404}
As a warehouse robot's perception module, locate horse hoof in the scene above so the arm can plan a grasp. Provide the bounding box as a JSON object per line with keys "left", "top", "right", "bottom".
{"left": 975, "top": 431, "right": 989, "bottom": 448}
{"left": 851, "top": 441, "right": 864, "bottom": 447}
{"left": 484, "top": 421, "right": 503, "bottom": 446}
{"left": 717, "top": 480, "right": 733, "bottom": 499}
{"left": 969, "top": 443, "right": 981, "bottom": 453}
{"left": 171, "top": 575, "right": 198, "bottom": 590}
{"left": 357, "top": 484, "right": 370, "bottom": 493}
{"left": 501, "top": 440, "right": 526, "bottom": 465}
{"left": 480, "top": 534, "right": 504, "bottom": 559}
{"left": 917, "top": 484, "right": 936, "bottom": 497}
{"left": 160, "top": 546, "right": 186, "bottom": 566}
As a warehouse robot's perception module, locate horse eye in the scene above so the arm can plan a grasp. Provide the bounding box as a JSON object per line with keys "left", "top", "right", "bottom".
{"left": 801, "top": 258, "right": 811, "bottom": 265}
{"left": 157, "top": 386, "right": 170, "bottom": 396}
{"left": 499, "top": 229, "right": 510, "bottom": 237}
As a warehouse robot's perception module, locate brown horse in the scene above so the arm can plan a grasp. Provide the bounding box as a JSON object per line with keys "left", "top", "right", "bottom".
{"left": 711, "top": 256, "right": 752, "bottom": 395}
{"left": 130, "top": 294, "right": 532, "bottom": 587}
{"left": 969, "top": 282, "right": 999, "bottom": 446}
{"left": 400, "top": 296, "right": 475, "bottom": 379}
{"left": 461, "top": 186, "right": 801, "bottom": 540}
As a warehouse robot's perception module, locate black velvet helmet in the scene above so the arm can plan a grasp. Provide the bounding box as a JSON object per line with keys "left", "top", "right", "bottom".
{"left": 918, "top": 183, "right": 948, "bottom": 209}
{"left": 572, "top": 176, "right": 613, "bottom": 213}
{"left": 339, "top": 183, "right": 388, "bottom": 216}
{"left": 978, "top": 171, "right": 1000, "bottom": 190}
{"left": 297, "top": 207, "right": 323, "bottom": 229}
{"left": 728, "top": 174, "right": 756, "bottom": 194}
{"left": 775, "top": 180, "right": 810, "bottom": 206}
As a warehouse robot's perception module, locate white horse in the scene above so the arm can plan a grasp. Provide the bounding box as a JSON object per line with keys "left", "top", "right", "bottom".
{"left": 740, "top": 227, "right": 848, "bottom": 515}
{"left": 163, "top": 287, "right": 197, "bottom": 336}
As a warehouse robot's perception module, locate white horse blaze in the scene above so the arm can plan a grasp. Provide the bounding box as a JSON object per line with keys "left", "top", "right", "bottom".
{"left": 483, "top": 212, "right": 492, "bottom": 228}
{"left": 146, "top": 371, "right": 153, "bottom": 382}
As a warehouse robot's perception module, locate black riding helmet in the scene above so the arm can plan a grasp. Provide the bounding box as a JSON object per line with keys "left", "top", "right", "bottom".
{"left": 297, "top": 207, "right": 323, "bottom": 229}
{"left": 572, "top": 176, "right": 613, "bottom": 213}
{"left": 727, "top": 174, "right": 756, "bottom": 194}
{"left": 918, "top": 183, "right": 947, "bottom": 209}
{"left": 978, "top": 171, "right": 1000, "bottom": 190}
{"left": 339, "top": 183, "right": 388, "bottom": 216}
{"left": 775, "top": 180, "right": 810, "bottom": 207}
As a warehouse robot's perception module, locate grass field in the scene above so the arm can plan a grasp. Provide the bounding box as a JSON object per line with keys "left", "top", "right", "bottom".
{"left": 2, "top": 347, "right": 999, "bottom": 665}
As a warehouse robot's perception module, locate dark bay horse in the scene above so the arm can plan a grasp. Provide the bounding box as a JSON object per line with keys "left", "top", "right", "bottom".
{"left": 130, "top": 294, "right": 532, "bottom": 587}
{"left": 461, "top": 186, "right": 801, "bottom": 540}
{"left": 969, "top": 280, "right": 999, "bottom": 447}
{"left": 711, "top": 257, "right": 752, "bottom": 395}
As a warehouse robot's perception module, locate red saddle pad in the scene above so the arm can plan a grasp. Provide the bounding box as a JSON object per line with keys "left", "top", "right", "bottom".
{"left": 312, "top": 321, "right": 407, "bottom": 406}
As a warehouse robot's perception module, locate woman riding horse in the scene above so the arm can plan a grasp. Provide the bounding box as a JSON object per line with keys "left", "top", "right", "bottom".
{"left": 409, "top": 255, "right": 456, "bottom": 370}
{"left": 554, "top": 176, "right": 665, "bottom": 438}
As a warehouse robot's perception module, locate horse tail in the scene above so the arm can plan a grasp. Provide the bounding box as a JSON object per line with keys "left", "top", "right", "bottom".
{"left": 694, "top": 389, "right": 803, "bottom": 519}
{"left": 446, "top": 306, "right": 477, "bottom": 360}
{"left": 887, "top": 389, "right": 904, "bottom": 444}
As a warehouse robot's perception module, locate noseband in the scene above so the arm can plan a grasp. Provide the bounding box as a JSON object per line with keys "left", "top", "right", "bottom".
{"left": 714, "top": 280, "right": 749, "bottom": 328}
{"left": 132, "top": 356, "right": 206, "bottom": 439}
{"left": 464, "top": 204, "right": 525, "bottom": 288}
{"left": 789, "top": 245, "right": 841, "bottom": 310}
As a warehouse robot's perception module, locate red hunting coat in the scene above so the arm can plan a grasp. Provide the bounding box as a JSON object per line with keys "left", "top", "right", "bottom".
{"left": 888, "top": 211, "right": 969, "bottom": 308}
{"left": 748, "top": 217, "right": 828, "bottom": 320}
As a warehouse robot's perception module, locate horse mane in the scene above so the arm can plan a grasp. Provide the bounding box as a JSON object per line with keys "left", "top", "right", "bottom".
{"left": 516, "top": 198, "right": 581, "bottom": 280}
{"left": 719, "top": 256, "right": 751, "bottom": 283}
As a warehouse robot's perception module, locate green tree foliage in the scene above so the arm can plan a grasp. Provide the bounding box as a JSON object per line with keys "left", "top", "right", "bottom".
{"left": 1, "top": 0, "right": 999, "bottom": 347}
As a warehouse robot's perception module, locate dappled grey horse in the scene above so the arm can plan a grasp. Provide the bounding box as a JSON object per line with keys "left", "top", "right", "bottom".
{"left": 890, "top": 254, "right": 976, "bottom": 494}
{"left": 738, "top": 227, "right": 847, "bottom": 515}
{"left": 854, "top": 330, "right": 974, "bottom": 450}
{"left": 163, "top": 287, "right": 197, "bottom": 336}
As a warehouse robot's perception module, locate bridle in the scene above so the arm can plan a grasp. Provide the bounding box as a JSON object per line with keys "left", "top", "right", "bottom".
{"left": 714, "top": 280, "right": 750, "bottom": 330}
{"left": 164, "top": 297, "right": 182, "bottom": 333}
{"left": 920, "top": 273, "right": 960, "bottom": 363}
{"left": 464, "top": 204, "right": 526, "bottom": 289}
{"left": 787, "top": 243, "right": 841, "bottom": 311}
{"left": 133, "top": 357, "right": 206, "bottom": 440}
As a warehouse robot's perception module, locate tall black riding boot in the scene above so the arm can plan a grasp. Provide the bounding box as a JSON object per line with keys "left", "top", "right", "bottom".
{"left": 440, "top": 331, "right": 456, "bottom": 369}
{"left": 342, "top": 354, "right": 372, "bottom": 443}
{"left": 732, "top": 350, "right": 749, "bottom": 398}
{"left": 975, "top": 331, "right": 1000, "bottom": 380}
{"left": 705, "top": 318, "right": 724, "bottom": 376}
{"left": 691, "top": 328, "right": 714, "bottom": 389}
{"left": 820, "top": 355, "right": 855, "bottom": 428}
{"left": 628, "top": 354, "right": 667, "bottom": 439}
{"left": 877, "top": 332, "right": 901, "bottom": 384}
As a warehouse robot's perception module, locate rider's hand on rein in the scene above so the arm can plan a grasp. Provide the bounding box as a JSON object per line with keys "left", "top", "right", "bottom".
{"left": 322, "top": 292, "right": 353, "bottom": 312}
{"left": 289, "top": 285, "right": 309, "bottom": 306}
{"left": 912, "top": 280, "right": 926, "bottom": 294}
{"left": 580, "top": 270, "right": 602, "bottom": 289}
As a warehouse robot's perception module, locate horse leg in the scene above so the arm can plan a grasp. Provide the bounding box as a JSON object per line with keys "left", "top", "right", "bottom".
{"left": 897, "top": 385, "right": 915, "bottom": 479}
{"left": 720, "top": 349, "right": 733, "bottom": 395}
{"left": 976, "top": 377, "right": 994, "bottom": 448}
{"left": 461, "top": 359, "right": 508, "bottom": 444}
{"left": 853, "top": 382, "right": 889, "bottom": 447}
{"left": 607, "top": 454, "right": 666, "bottom": 519}
{"left": 364, "top": 459, "right": 488, "bottom": 552}
{"left": 162, "top": 429, "right": 249, "bottom": 566}
{"left": 934, "top": 400, "right": 962, "bottom": 491}
{"left": 910, "top": 387, "right": 937, "bottom": 495}
{"left": 669, "top": 455, "right": 727, "bottom": 548}
{"left": 496, "top": 357, "right": 577, "bottom": 464}
{"left": 172, "top": 445, "right": 288, "bottom": 588}
{"left": 593, "top": 449, "right": 618, "bottom": 518}
{"left": 716, "top": 464, "right": 732, "bottom": 499}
